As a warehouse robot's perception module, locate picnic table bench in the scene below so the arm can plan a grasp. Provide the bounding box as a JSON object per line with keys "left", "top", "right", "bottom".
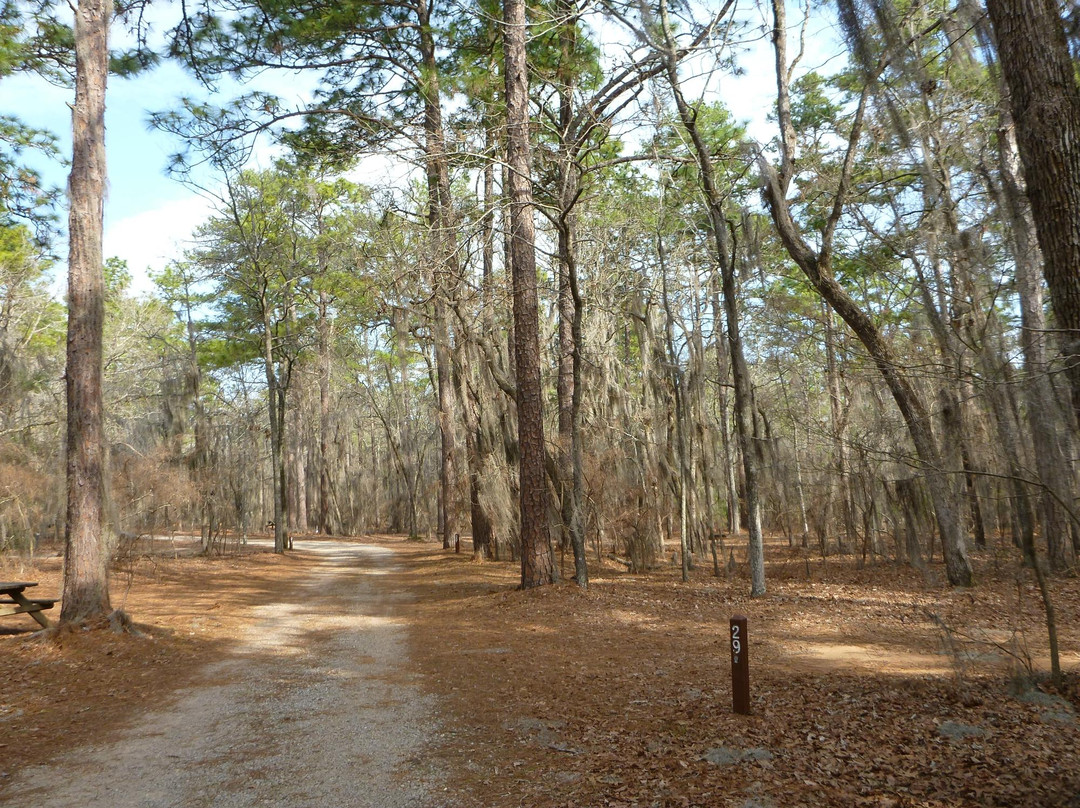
{"left": 0, "top": 581, "right": 58, "bottom": 628}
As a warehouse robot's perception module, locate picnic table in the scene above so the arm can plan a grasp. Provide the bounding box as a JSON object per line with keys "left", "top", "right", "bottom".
{"left": 0, "top": 582, "right": 57, "bottom": 628}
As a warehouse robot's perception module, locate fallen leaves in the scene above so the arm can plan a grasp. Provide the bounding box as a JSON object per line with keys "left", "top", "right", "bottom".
{"left": 401, "top": 540, "right": 1080, "bottom": 807}
{"left": 3, "top": 536, "right": 1079, "bottom": 807}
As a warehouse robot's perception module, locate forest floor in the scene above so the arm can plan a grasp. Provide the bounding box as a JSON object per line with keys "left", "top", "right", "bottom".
{"left": 1, "top": 533, "right": 1079, "bottom": 807}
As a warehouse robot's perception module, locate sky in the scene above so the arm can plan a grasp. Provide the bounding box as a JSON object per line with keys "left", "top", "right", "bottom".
{"left": 2, "top": 3, "right": 843, "bottom": 299}
{"left": 5, "top": 54, "right": 302, "bottom": 297}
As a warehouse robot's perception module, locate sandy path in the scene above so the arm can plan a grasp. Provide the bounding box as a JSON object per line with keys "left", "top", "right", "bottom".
{"left": 4, "top": 541, "right": 448, "bottom": 808}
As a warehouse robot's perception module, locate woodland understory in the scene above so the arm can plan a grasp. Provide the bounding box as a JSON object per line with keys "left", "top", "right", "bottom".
{"left": 2, "top": 0, "right": 1080, "bottom": 682}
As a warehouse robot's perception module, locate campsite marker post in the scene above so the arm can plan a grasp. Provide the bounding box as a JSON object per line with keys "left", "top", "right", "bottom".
{"left": 730, "top": 615, "right": 750, "bottom": 715}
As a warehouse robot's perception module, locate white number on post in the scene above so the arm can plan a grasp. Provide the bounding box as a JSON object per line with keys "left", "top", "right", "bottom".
{"left": 731, "top": 624, "right": 741, "bottom": 657}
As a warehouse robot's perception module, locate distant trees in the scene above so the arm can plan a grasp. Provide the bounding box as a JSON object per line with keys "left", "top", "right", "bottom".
{"left": 2, "top": 0, "right": 1080, "bottom": 642}
{"left": 182, "top": 162, "right": 371, "bottom": 552}
{"left": 761, "top": 0, "right": 979, "bottom": 585}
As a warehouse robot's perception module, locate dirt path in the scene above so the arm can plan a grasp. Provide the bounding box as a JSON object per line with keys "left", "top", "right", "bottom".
{"left": 3, "top": 541, "right": 448, "bottom": 808}
{"left": 4, "top": 536, "right": 1079, "bottom": 806}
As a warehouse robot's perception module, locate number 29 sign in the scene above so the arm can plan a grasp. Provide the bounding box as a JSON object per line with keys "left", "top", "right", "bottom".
{"left": 730, "top": 615, "right": 750, "bottom": 715}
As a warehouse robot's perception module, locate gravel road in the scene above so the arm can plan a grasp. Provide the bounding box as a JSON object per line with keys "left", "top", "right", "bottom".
{"left": 4, "top": 541, "right": 449, "bottom": 808}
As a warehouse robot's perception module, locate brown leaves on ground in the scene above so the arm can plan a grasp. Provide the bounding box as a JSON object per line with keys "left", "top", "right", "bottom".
{"left": 2, "top": 536, "right": 1078, "bottom": 808}
{"left": 394, "top": 540, "right": 1080, "bottom": 808}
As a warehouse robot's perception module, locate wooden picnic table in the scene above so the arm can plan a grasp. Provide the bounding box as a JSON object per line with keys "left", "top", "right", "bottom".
{"left": 0, "top": 581, "right": 57, "bottom": 628}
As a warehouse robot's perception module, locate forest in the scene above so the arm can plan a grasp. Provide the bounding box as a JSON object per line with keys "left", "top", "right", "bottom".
{"left": 2, "top": 0, "right": 1080, "bottom": 668}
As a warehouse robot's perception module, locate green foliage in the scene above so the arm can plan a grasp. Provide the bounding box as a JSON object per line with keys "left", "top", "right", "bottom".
{"left": 162, "top": 0, "right": 431, "bottom": 169}
{"left": 0, "top": 222, "right": 63, "bottom": 405}
{"left": 0, "top": 0, "right": 73, "bottom": 81}
{"left": 0, "top": 112, "right": 62, "bottom": 242}
{"left": 108, "top": 46, "right": 160, "bottom": 78}
{"left": 104, "top": 257, "right": 132, "bottom": 300}
{"left": 179, "top": 159, "right": 376, "bottom": 384}
{"left": 790, "top": 72, "right": 844, "bottom": 136}
{"left": 528, "top": 0, "right": 604, "bottom": 95}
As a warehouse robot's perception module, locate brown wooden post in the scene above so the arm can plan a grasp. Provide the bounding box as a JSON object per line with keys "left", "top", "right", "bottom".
{"left": 730, "top": 615, "right": 750, "bottom": 714}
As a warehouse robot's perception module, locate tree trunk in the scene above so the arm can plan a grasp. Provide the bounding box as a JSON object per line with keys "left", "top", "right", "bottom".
{"left": 456, "top": 348, "right": 494, "bottom": 561}
{"left": 262, "top": 295, "right": 287, "bottom": 553}
{"left": 61, "top": 0, "right": 113, "bottom": 624}
{"left": 287, "top": 384, "right": 307, "bottom": 532}
{"left": 551, "top": 0, "right": 588, "bottom": 587}
{"left": 764, "top": 0, "right": 972, "bottom": 586}
{"left": 503, "top": 0, "right": 555, "bottom": 588}
{"left": 434, "top": 301, "right": 456, "bottom": 550}
{"left": 711, "top": 290, "right": 740, "bottom": 536}
{"left": 658, "top": 233, "right": 690, "bottom": 582}
{"left": 656, "top": 0, "right": 765, "bottom": 595}
{"left": 823, "top": 304, "right": 856, "bottom": 551}
{"left": 985, "top": 0, "right": 1080, "bottom": 426}
{"left": 996, "top": 110, "right": 1079, "bottom": 568}
{"left": 317, "top": 289, "right": 331, "bottom": 534}
{"left": 418, "top": 0, "right": 459, "bottom": 551}
{"left": 555, "top": 95, "right": 585, "bottom": 585}
{"left": 466, "top": 123, "right": 498, "bottom": 562}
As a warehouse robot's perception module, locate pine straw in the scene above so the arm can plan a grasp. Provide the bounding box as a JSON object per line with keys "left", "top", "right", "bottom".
{"left": 391, "top": 539, "right": 1080, "bottom": 808}
{"left": 2, "top": 535, "right": 1078, "bottom": 807}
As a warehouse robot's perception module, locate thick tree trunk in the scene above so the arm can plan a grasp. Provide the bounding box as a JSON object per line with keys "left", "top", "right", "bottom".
{"left": 62, "top": 0, "right": 113, "bottom": 625}
{"left": 997, "top": 112, "right": 1079, "bottom": 568}
{"left": 985, "top": 0, "right": 1080, "bottom": 425}
{"left": 504, "top": 0, "right": 555, "bottom": 588}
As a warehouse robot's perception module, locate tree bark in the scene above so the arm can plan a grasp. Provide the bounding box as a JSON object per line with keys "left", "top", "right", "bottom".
{"left": 985, "top": 0, "right": 1080, "bottom": 426}
{"left": 554, "top": 0, "right": 588, "bottom": 587}
{"left": 504, "top": 0, "right": 555, "bottom": 588}
{"left": 287, "top": 382, "right": 307, "bottom": 532}
{"left": 317, "top": 289, "right": 331, "bottom": 534}
{"left": 823, "top": 304, "right": 856, "bottom": 551}
{"left": 711, "top": 290, "right": 740, "bottom": 536}
{"left": 996, "top": 110, "right": 1079, "bottom": 568}
{"left": 62, "top": 0, "right": 113, "bottom": 624}
{"left": 262, "top": 294, "right": 287, "bottom": 553}
{"left": 658, "top": 233, "right": 690, "bottom": 582}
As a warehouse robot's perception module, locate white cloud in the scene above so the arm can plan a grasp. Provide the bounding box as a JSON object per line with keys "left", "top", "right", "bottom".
{"left": 103, "top": 194, "right": 215, "bottom": 297}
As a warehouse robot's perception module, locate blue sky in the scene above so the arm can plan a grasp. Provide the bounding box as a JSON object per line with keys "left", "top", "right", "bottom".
{"left": 5, "top": 56, "right": 223, "bottom": 294}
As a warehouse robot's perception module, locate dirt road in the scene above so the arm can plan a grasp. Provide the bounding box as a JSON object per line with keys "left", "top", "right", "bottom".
{"left": 3, "top": 541, "right": 448, "bottom": 808}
